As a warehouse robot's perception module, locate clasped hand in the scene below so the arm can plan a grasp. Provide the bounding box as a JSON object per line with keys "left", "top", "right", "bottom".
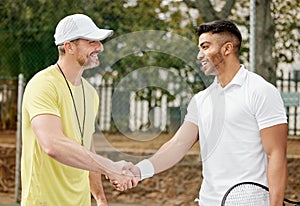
{"left": 106, "top": 160, "right": 141, "bottom": 191}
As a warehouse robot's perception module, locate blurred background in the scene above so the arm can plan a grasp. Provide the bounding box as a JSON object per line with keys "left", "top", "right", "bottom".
{"left": 0, "top": 0, "right": 299, "bottom": 205}
{"left": 0, "top": 0, "right": 300, "bottom": 133}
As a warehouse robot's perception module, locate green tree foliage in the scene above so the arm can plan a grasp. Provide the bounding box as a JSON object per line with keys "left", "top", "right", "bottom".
{"left": 0, "top": 0, "right": 199, "bottom": 80}
{"left": 0, "top": 0, "right": 299, "bottom": 83}
{"left": 272, "top": 0, "right": 300, "bottom": 64}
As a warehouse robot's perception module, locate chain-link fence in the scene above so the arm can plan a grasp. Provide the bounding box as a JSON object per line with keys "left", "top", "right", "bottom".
{"left": 0, "top": 77, "right": 18, "bottom": 130}
{"left": 0, "top": 0, "right": 206, "bottom": 133}
{"left": 0, "top": 0, "right": 299, "bottom": 134}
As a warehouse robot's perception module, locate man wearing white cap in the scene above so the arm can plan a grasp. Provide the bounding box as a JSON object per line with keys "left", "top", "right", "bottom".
{"left": 21, "top": 14, "right": 137, "bottom": 206}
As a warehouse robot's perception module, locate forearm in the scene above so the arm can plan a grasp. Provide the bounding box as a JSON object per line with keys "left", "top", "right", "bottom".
{"left": 267, "top": 153, "right": 287, "bottom": 206}
{"left": 149, "top": 138, "right": 189, "bottom": 174}
{"left": 32, "top": 115, "right": 116, "bottom": 176}
{"left": 32, "top": 115, "right": 134, "bottom": 191}
{"left": 261, "top": 123, "right": 288, "bottom": 206}
{"left": 134, "top": 139, "right": 186, "bottom": 181}
{"left": 43, "top": 134, "right": 116, "bottom": 176}
{"left": 139, "top": 121, "right": 198, "bottom": 177}
{"left": 47, "top": 136, "right": 134, "bottom": 191}
{"left": 151, "top": 122, "right": 198, "bottom": 174}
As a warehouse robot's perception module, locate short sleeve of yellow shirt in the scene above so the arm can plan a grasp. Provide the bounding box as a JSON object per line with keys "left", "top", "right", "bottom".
{"left": 21, "top": 65, "right": 99, "bottom": 206}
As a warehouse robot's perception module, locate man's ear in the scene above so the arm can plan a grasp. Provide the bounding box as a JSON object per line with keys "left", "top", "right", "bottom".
{"left": 223, "top": 42, "right": 234, "bottom": 56}
{"left": 64, "top": 42, "right": 76, "bottom": 54}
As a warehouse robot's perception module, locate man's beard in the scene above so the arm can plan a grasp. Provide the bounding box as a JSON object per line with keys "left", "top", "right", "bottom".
{"left": 78, "top": 53, "right": 100, "bottom": 69}
{"left": 202, "top": 52, "right": 224, "bottom": 76}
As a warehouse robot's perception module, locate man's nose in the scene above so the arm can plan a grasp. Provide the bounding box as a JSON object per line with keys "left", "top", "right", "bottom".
{"left": 96, "top": 41, "right": 104, "bottom": 52}
{"left": 197, "top": 50, "right": 203, "bottom": 60}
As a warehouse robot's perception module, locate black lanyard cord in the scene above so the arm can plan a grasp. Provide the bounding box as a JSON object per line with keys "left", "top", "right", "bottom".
{"left": 57, "top": 63, "right": 86, "bottom": 146}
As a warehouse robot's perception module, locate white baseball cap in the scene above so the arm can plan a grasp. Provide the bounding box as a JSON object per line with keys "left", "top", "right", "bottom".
{"left": 54, "top": 14, "right": 113, "bottom": 46}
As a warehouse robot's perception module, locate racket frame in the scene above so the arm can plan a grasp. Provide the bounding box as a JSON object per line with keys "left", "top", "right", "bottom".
{"left": 221, "top": 181, "right": 300, "bottom": 206}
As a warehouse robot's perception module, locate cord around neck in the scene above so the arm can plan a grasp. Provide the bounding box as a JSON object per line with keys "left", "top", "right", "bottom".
{"left": 57, "top": 63, "right": 86, "bottom": 146}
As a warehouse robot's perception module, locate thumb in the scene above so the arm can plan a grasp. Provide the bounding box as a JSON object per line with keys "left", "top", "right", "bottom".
{"left": 122, "top": 161, "right": 134, "bottom": 171}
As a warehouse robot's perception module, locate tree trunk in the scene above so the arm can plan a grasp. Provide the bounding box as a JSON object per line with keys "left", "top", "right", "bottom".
{"left": 184, "top": 0, "right": 236, "bottom": 21}
{"left": 255, "top": 0, "right": 276, "bottom": 85}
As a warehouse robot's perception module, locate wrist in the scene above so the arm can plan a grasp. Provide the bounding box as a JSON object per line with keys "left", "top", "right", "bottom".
{"left": 135, "top": 159, "right": 154, "bottom": 181}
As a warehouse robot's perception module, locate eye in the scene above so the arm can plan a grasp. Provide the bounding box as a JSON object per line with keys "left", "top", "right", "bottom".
{"left": 201, "top": 45, "right": 208, "bottom": 50}
{"left": 91, "top": 40, "right": 101, "bottom": 44}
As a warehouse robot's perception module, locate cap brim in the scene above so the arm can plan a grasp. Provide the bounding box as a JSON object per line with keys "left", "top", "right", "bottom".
{"left": 84, "top": 29, "right": 114, "bottom": 41}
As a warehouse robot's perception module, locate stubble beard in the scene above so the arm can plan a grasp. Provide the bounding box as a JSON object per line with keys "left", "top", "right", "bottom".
{"left": 78, "top": 53, "right": 100, "bottom": 70}
{"left": 204, "top": 52, "right": 224, "bottom": 76}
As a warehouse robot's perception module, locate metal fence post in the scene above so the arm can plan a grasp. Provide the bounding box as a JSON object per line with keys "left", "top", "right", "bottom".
{"left": 15, "top": 73, "right": 24, "bottom": 203}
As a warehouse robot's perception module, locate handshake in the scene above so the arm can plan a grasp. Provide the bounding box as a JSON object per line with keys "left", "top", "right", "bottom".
{"left": 106, "top": 159, "right": 154, "bottom": 191}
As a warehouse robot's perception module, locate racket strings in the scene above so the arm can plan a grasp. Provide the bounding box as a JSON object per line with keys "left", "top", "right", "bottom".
{"left": 224, "top": 184, "right": 270, "bottom": 206}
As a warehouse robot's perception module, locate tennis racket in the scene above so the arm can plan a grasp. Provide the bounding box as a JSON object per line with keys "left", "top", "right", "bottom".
{"left": 221, "top": 182, "right": 300, "bottom": 206}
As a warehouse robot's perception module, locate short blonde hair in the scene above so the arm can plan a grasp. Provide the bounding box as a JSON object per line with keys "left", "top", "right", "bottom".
{"left": 57, "top": 45, "right": 65, "bottom": 56}
{"left": 57, "top": 40, "right": 79, "bottom": 56}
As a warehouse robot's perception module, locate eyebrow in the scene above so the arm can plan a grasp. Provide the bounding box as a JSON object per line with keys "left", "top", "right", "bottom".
{"left": 199, "top": 41, "right": 209, "bottom": 48}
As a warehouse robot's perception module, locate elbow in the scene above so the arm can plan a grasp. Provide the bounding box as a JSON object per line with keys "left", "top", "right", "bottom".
{"left": 266, "top": 147, "right": 287, "bottom": 160}
{"left": 37, "top": 137, "right": 59, "bottom": 159}
{"left": 43, "top": 146, "right": 56, "bottom": 158}
{"left": 42, "top": 144, "right": 58, "bottom": 159}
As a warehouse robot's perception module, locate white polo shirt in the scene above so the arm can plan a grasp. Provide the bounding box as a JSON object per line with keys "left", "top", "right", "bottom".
{"left": 185, "top": 65, "right": 287, "bottom": 205}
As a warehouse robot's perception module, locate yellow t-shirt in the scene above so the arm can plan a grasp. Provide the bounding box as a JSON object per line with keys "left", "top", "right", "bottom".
{"left": 21, "top": 65, "right": 99, "bottom": 206}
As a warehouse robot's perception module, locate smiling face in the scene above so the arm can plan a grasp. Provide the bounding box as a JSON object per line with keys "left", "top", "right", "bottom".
{"left": 197, "top": 32, "right": 226, "bottom": 76}
{"left": 72, "top": 39, "right": 104, "bottom": 69}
